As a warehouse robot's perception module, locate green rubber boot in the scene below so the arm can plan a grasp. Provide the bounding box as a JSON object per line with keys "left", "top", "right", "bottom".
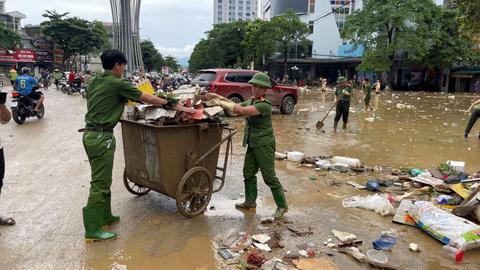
{"left": 83, "top": 207, "right": 118, "bottom": 243}
{"left": 272, "top": 188, "right": 288, "bottom": 220}
{"left": 235, "top": 182, "right": 257, "bottom": 209}
{"left": 103, "top": 193, "right": 120, "bottom": 226}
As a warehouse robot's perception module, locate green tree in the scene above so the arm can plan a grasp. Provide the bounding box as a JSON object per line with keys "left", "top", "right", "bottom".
{"left": 0, "top": 23, "right": 21, "bottom": 48}
{"left": 243, "top": 19, "right": 277, "bottom": 70}
{"left": 343, "top": 0, "right": 445, "bottom": 83}
{"left": 141, "top": 40, "right": 164, "bottom": 72}
{"left": 422, "top": 7, "right": 474, "bottom": 69}
{"left": 189, "top": 38, "right": 214, "bottom": 72}
{"left": 208, "top": 21, "right": 247, "bottom": 68}
{"left": 271, "top": 10, "right": 310, "bottom": 75}
{"left": 163, "top": 55, "right": 179, "bottom": 72}
{"left": 455, "top": 0, "right": 480, "bottom": 36}
{"left": 41, "top": 10, "right": 109, "bottom": 68}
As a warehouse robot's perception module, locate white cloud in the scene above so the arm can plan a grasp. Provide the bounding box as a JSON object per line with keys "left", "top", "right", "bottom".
{"left": 156, "top": 44, "right": 195, "bottom": 59}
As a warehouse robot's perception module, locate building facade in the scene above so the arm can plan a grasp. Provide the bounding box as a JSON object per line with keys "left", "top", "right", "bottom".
{"left": 214, "top": 0, "right": 258, "bottom": 24}
{"left": 262, "top": 0, "right": 362, "bottom": 59}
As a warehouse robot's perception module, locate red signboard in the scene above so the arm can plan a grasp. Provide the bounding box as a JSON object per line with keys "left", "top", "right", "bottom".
{"left": 16, "top": 49, "right": 36, "bottom": 63}
{"left": 0, "top": 48, "right": 37, "bottom": 63}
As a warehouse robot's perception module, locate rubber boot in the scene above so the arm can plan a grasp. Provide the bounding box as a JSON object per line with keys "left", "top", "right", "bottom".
{"left": 343, "top": 122, "right": 347, "bottom": 130}
{"left": 103, "top": 193, "right": 120, "bottom": 227}
{"left": 83, "top": 207, "right": 117, "bottom": 243}
{"left": 333, "top": 121, "right": 339, "bottom": 132}
{"left": 271, "top": 188, "right": 288, "bottom": 220}
{"left": 235, "top": 182, "right": 257, "bottom": 209}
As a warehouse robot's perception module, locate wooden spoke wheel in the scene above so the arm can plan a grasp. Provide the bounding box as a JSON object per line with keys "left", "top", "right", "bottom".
{"left": 176, "top": 167, "right": 213, "bottom": 218}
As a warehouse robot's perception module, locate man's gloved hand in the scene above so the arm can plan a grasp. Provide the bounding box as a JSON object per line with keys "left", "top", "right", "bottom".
{"left": 206, "top": 99, "right": 235, "bottom": 112}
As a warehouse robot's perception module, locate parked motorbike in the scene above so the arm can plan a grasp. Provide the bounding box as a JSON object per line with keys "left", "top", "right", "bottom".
{"left": 10, "top": 85, "right": 45, "bottom": 125}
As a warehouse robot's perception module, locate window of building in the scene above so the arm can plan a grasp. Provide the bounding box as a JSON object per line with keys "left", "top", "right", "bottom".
{"left": 309, "top": 0, "right": 315, "bottom": 13}
{"left": 308, "top": 21, "right": 314, "bottom": 34}
{"left": 331, "top": 0, "right": 335, "bottom": 4}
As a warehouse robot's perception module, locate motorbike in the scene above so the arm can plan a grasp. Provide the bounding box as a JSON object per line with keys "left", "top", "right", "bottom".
{"left": 10, "top": 85, "right": 45, "bottom": 125}
{"left": 62, "top": 79, "right": 86, "bottom": 97}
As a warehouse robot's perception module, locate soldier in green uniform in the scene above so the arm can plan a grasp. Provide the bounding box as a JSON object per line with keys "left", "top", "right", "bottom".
{"left": 82, "top": 50, "right": 167, "bottom": 242}
{"left": 363, "top": 78, "right": 372, "bottom": 111}
{"left": 333, "top": 76, "right": 353, "bottom": 132}
{"left": 206, "top": 72, "right": 288, "bottom": 220}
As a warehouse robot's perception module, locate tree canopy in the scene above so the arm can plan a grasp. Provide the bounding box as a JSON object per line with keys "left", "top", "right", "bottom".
{"left": 342, "top": 0, "right": 475, "bottom": 82}
{"left": 455, "top": 0, "right": 480, "bottom": 37}
{"left": 0, "top": 23, "right": 21, "bottom": 49}
{"left": 141, "top": 40, "right": 164, "bottom": 72}
{"left": 189, "top": 11, "right": 309, "bottom": 73}
{"left": 41, "top": 10, "right": 109, "bottom": 67}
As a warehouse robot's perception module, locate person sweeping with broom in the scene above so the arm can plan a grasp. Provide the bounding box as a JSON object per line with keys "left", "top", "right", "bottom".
{"left": 333, "top": 76, "right": 353, "bottom": 132}
{"left": 205, "top": 72, "right": 288, "bottom": 220}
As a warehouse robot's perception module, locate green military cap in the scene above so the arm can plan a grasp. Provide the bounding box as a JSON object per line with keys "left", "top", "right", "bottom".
{"left": 249, "top": 72, "right": 272, "bottom": 88}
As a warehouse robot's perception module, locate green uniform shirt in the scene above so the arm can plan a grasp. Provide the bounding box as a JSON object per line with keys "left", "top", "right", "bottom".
{"left": 335, "top": 84, "right": 353, "bottom": 101}
{"left": 9, "top": 71, "right": 17, "bottom": 81}
{"left": 240, "top": 97, "right": 275, "bottom": 148}
{"left": 364, "top": 84, "right": 372, "bottom": 98}
{"left": 85, "top": 71, "right": 142, "bottom": 128}
{"left": 52, "top": 71, "right": 63, "bottom": 80}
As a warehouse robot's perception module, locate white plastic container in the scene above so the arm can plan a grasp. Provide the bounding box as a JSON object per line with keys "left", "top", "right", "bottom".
{"left": 287, "top": 151, "right": 304, "bottom": 162}
{"left": 332, "top": 156, "right": 361, "bottom": 168}
{"left": 447, "top": 160, "right": 465, "bottom": 172}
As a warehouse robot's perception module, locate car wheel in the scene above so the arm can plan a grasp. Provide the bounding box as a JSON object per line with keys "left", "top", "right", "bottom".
{"left": 280, "top": 96, "right": 295, "bottom": 114}
{"left": 225, "top": 96, "right": 242, "bottom": 117}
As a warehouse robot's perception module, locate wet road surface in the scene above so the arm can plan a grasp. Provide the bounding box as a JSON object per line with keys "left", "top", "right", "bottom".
{"left": 0, "top": 86, "right": 479, "bottom": 269}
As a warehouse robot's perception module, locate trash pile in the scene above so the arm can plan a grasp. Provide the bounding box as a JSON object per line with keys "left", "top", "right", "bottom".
{"left": 215, "top": 218, "right": 344, "bottom": 270}
{"left": 124, "top": 85, "right": 226, "bottom": 125}
{"left": 275, "top": 152, "right": 480, "bottom": 265}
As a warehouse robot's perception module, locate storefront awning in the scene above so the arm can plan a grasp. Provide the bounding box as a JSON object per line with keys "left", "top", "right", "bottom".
{"left": 450, "top": 70, "right": 480, "bottom": 78}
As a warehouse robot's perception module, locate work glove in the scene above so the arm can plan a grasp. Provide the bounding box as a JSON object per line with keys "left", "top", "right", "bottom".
{"left": 205, "top": 93, "right": 228, "bottom": 101}
{"left": 206, "top": 99, "right": 235, "bottom": 112}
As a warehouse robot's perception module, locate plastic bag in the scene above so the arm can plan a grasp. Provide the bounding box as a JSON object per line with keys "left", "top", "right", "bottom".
{"left": 342, "top": 194, "right": 396, "bottom": 216}
{"left": 409, "top": 201, "right": 480, "bottom": 251}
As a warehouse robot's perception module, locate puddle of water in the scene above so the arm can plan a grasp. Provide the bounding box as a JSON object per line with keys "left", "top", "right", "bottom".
{"left": 87, "top": 236, "right": 217, "bottom": 270}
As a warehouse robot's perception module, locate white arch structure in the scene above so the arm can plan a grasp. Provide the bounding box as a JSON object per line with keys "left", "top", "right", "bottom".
{"left": 110, "top": 0, "right": 144, "bottom": 76}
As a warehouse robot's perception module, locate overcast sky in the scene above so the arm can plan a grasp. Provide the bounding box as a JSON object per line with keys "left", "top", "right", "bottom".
{"left": 8, "top": 0, "right": 212, "bottom": 59}
{"left": 8, "top": 0, "right": 444, "bottom": 60}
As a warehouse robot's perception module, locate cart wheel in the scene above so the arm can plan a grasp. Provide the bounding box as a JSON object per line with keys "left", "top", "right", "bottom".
{"left": 123, "top": 170, "right": 151, "bottom": 196}
{"left": 176, "top": 167, "right": 213, "bottom": 218}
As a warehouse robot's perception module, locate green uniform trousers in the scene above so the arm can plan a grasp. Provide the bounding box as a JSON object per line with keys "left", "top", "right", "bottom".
{"left": 82, "top": 131, "right": 116, "bottom": 219}
{"left": 243, "top": 144, "right": 287, "bottom": 208}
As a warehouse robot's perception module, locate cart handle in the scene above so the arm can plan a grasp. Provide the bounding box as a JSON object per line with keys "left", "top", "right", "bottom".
{"left": 194, "top": 128, "right": 237, "bottom": 165}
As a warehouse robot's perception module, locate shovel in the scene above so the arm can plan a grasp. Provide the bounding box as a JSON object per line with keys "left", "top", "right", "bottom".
{"left": 316, "top": 94, "right": 343, "bottom": 129}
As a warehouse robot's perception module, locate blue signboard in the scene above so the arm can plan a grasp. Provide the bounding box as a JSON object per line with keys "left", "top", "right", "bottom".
{"left": 338, "top": 44, "right": 364, "bottom": 58}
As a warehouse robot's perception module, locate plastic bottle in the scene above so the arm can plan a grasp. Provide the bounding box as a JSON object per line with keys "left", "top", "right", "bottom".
{"left": 332, "top": 156, "right": 361, "bottom": 168}
{"left": 442, "top": 245, "right": 464, "bottom": 263}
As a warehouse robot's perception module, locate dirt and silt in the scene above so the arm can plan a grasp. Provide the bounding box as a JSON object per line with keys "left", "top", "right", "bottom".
{"left": 0, "top": 86, "right": 479, "bottom": 270}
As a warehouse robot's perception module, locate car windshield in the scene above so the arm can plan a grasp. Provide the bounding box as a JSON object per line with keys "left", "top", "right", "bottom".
{"left": 194, "top": 72, "right": 216, "bottom": 82}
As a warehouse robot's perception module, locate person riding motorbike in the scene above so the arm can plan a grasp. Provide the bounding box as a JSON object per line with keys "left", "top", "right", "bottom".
{"left": 15, "top": 67, "right": 45, "bottom": 112}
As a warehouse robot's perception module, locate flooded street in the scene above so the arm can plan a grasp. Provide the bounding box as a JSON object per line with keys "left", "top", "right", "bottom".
{"left": 0, "top": 87, "right": 479, "bottom": 270}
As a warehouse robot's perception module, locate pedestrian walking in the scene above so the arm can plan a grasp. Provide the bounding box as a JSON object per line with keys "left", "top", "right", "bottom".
{"left": 205, "top": 72, "right": 288, "bottom": 220}
{"left": 0, "top": 92, "right": 14, "bottom": 226}
{"left": 52, "top": 69, "right": 63, "bottom": 90}
{"left": 333, "top": 76, "right": 353, "bottom": 132}
{"left": 9, "top": 67, "right": 17, "bottom": 90}
{"left": 473, "top": 80, "right": 480, "bottom": 96}
{"left": 375, "top": 80, "right": 381, "bottom": 94}
{"left": 363, "top": 78, "right": 373, "bottom": 111}
{"left": 81, "top": 49, "right": 167, "bottom": 243}
{"left": 321, "top": 78, "right": 327, "bottom": 92}
{"left": 464, "top": 98, "right": 480, "bottom": 138}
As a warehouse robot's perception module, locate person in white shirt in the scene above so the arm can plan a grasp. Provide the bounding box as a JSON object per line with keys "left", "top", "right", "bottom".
{"left": 0, "top": 98, "right": 14, "bottom": 225}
